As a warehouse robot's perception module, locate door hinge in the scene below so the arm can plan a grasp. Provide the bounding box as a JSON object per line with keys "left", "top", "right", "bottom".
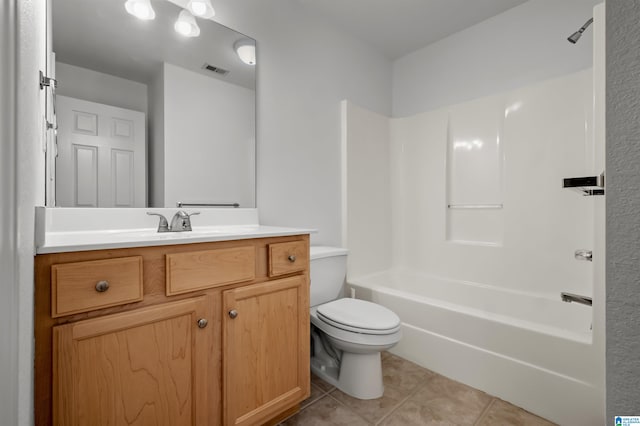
{"left": 39, "top": 70, "right": 57, "bottom": 90}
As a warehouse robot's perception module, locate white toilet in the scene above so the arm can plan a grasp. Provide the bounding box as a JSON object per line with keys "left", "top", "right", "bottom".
{"left": 309, "top": 246, "right": 402, "bottom": 399}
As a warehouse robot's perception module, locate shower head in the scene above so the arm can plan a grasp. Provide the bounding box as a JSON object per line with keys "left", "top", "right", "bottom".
{"left": 568, "top": 17, "right": 594, "bottom": 44}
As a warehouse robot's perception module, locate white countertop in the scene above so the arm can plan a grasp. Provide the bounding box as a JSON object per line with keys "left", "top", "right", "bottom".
{"left": 35, "top": 207, "right": 315, "bottom": 254}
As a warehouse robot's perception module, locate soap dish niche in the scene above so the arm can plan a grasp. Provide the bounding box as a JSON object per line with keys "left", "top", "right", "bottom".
{"left": 562, "top": 172, "right": 605, "bottom": 196}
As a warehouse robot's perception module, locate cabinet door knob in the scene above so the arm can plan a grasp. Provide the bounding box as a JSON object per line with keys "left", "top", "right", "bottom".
{"left": 288, "top": 255, "right": 296, "bottom": 263}
{"left": 197, "top": 318, "right": 208, "bottom": 329}
{"left": 228, "top": 309, "right": 238, "bottom": 319}
{"left": 95, "top": 280, "right": 110, "bottom": 293}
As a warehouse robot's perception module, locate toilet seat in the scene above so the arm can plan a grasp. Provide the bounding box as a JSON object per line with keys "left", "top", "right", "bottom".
{"left": 316, "top": 298, "right": 401, "bottom": 335}
{"left": 310, "top": 307, "right": 402, "bottom": 349}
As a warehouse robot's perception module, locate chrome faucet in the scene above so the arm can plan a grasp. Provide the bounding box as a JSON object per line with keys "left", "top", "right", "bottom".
{"left": 147, "top": 211, "right": 200, "bottom": 232}
{"left": 170, "top": 210, "right": 200, "bottom": 231}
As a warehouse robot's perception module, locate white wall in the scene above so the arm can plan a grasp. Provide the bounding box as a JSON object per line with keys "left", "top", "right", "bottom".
{"left": 15, "top": 0, "right": 47, "bottom": 424}
{"left": 392, "top": 0, "right": 601, "bottom": 117}
{"left": 163, "top": 62, "right": 256, "bottom": 208}
{"left": 0, "top": 1, "right": 18, "bottom": 425}
{"left": 55, "top": 62, "right": 148, "bottom": 113}
{"left": 341, "top": 101, "right": 391, "bottom": 278}
{"left": 215, "top": 0, "right": 392, "bottom": 246}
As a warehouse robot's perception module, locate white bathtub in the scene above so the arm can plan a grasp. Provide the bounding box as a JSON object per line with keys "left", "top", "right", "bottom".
{"left": 348, "top": 270, "right": 602, "bottom": 425}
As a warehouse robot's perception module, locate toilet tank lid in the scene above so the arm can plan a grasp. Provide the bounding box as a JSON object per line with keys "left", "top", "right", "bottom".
{"left": 310, "top": 246, "right": 349, "bottom": 260}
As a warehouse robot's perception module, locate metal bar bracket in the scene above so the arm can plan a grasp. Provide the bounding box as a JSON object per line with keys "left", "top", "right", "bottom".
{"left": 176, "top": 202, "right": 240, "bottom": 208}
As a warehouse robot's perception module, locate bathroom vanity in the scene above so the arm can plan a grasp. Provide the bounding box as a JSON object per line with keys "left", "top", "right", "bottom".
{"left": 34, "top": 209, "right": 311, "bottom": 426}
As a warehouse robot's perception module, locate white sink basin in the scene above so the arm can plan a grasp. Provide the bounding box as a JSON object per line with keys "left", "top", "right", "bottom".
{"left": 35, "top": 207, "right": 315, "bottom": 254}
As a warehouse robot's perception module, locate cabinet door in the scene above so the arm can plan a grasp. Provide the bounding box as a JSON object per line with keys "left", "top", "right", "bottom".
{"left": 223, "top": 276, "right": 310, "bottom": 426}
{"left": 53, "top": 296, "right": 214, "bottom": 426}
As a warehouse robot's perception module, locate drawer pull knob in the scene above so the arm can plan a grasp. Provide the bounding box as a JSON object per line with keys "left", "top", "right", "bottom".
{"left": 197, "top": 318, "right": 208, "bottom": 329}
{"left": 288, "top": 255, "right": 296, "bottom": 263}
{"left": 228, "top": 309, "right": 238, "bottom": 319}
{"left": 95, "top": 280, "right": 110, "bottom": 293}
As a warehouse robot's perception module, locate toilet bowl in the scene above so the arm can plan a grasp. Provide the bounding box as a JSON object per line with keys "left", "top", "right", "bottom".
{"left": 310, "top": 247, "right": 402, "bottom": 399}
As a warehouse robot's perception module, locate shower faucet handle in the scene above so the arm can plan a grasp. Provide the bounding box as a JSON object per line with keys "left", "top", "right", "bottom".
{"left": 147, "top": 212, "right": 170, "bottom": 232}
{"left": 574, "top": 249, "right": 593, "bottom": 262}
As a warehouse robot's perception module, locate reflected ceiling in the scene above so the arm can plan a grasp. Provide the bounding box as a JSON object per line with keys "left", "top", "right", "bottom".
{"left": 53, "top": 0, "right": 255, "bottom": 89}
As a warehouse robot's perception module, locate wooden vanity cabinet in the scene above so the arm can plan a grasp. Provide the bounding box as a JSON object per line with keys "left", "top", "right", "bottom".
{"left": 223, "top": 275, "right": 309, "bottom": 426}
{"left": 53, "top": 296, "right": 214, "bottom": 426}
{"left": 35, "top": 235, "right": 310, "bottom": 426}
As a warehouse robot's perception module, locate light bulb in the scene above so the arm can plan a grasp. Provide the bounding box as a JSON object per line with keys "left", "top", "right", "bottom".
{"left": 175, "top": 21, "right": 192, "bottom": 36}
{"left": 125, "top": 0, "right": 156, "bottom": 20}
{"left": 174, "top": 10, "right": 200, "bottom": 37}
{"left": 133, "top": 3, "right": 149, "bottom": 18}
{"left": 190, "top": 1, "right": 207, "bottom": 16}
{"left": 186, "top": 0, "right": 215, "bottom": 19}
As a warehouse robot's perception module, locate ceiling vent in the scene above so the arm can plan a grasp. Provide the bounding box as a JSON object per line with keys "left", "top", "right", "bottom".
{"left": 202, "top": 63, "right": 229, "bottom": 76}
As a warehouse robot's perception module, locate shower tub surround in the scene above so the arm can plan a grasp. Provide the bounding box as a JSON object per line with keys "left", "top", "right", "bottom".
{"left": 342, "top": 64, "right": 604, "bottom": 424}
{"left": 348, "top": 271, "right": 597, "bottom": 425}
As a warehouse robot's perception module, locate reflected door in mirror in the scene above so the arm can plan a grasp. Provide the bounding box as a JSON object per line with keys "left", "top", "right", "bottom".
{"left": 56, "top": 96, "right": 146, "bottom": 207}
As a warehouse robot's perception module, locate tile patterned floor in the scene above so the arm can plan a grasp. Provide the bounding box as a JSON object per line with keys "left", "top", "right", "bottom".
{"left": 280, "top": 353, "right": 556, "bottom": 426}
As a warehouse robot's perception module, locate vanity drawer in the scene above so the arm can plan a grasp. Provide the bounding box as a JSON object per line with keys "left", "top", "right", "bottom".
{"left": 166, "top": 246, "right": 255, "bottom": 295}
{"left": 51, "top": 256, "right": 143, "bottom": 317}
{"left": 268, "top": 240, "right": 308, "bottom": 277}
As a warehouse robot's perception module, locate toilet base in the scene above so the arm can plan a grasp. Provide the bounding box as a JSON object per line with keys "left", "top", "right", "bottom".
{"left": 310, "top": 351, "right": 384, "bottom": 399}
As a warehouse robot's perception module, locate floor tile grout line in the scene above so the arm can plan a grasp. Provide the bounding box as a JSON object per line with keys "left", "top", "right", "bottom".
{"left": 373, "top": 392, "right": 415, "bottom": 426}
{"left": 299, "top": 394, "right": 324, "bottom": 411}
{"left": 374, "top": 379, "right": 432, "bottom": 425}
{"left": 373, "top": 355, "right": 439, "bottom": 425}
{"left": 325, "top": 391, "right": 377, "bottom": 425}
{"left": 302, "top": 383, "right": 333, "bottom": 406}
{"left": 473, "top": 397, "right": 496, "bottom": 426}
{"left": 280, "top": 389, "right": 336, "bottom": 425}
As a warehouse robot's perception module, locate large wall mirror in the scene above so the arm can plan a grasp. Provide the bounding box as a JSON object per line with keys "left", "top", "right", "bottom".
{"left": 47, "top": 0, "right": 256, "bottom": 208}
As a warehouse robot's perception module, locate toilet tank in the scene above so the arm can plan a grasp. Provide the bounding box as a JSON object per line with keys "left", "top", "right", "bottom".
{"left": 310, "top": 246, "right": 349, "bottom": 307}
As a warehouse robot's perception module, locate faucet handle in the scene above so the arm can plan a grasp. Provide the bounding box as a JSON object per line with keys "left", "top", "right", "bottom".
{"left": 574, "top": 249, "right": 593, "bottom": 262}
{"left": 173, "top": 210, "right": 200, "bottom": 218}
{"left": 170, "top": 211, "right": 200, "bottom": 232}
{"left": 147, "top": 212, "right": 169, "bottom": 233}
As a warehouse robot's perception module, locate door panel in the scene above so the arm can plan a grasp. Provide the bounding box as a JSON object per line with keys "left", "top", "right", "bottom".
{"left": 223, "top": 275, "right": 310, "bottom": 426}
{"left": 112, "top": 117, "right": 134, "bottom": 139}
{"left": 112, "top": 149, "right": 135, "bottom": 207}
{"left": 73, "top": 110, "right": 98, "bottom": 135}
{"left": 53, "top": 296, "right": 213, "bottom": 426}
{"left": 56, "top": 95, "right": 146, "bottom": 207}
{"left": 73, "top": 144, "right": 98, "bottom": 207}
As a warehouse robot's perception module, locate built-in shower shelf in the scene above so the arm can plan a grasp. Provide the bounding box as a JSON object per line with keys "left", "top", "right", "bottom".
{"left": 562, "top": 173, "right": 605, "bottom": 196}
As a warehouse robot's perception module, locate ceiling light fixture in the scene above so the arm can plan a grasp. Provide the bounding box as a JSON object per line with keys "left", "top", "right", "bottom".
{"left": 124, "top": 0, "right": 156, "bottom": 20}
{"left": 186, "top": 0, "right": 215, "bottom": 19}
{"left": 174, "top": 9, "right": 201, "bottom": 37}
{"left": 234, "top": 39, "right": 256, "bottom": 65}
